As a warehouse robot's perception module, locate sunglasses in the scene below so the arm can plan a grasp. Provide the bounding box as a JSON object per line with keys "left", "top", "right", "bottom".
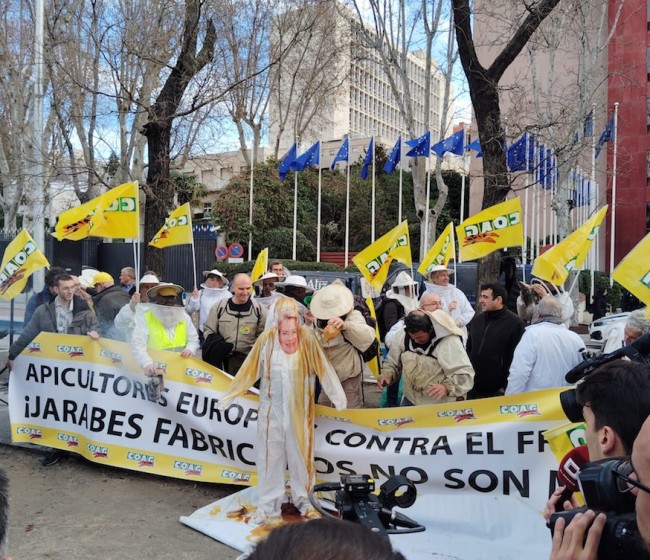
{"left": 316, "top": 319, "right": 329, "bottom": 329}
{"left": 613, "top": 461, "right": 650, "bottom": 495}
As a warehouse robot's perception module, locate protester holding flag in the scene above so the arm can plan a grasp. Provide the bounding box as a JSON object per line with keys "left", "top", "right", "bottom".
{"left": 185, "top": 269, "right": 230, "bottom": 340}
{"left": 423, "top": 265, "right": 475, "bottom": 333}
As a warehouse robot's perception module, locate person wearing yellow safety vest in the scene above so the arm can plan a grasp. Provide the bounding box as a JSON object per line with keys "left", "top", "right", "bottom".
{"left": 130, "top": 283, "right": 199, "bottom": 376}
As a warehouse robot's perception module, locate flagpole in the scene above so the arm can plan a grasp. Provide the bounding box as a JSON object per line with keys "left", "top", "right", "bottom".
{"left": 398, "top": 137, "right": 403, "bottom": 224}
{"left": 590, "top": 103, "right": 598, "bottom": 276}
{"left": 522, "top": 132, "right": 530, "bottom": 273}
{"left": 317, "top": 141, "right": 322, "bottom": 262}
{"left": 460, "top": 128, "right": 467, "bottom": 224}
{"left": 344, "top": 136, "right": 351, "bottom": 268}
{"left": 609, "top": 102, "right": 619, "bottom": 284}
{"left": 533, "top": 146, "right": 539, "bottom": 260}
{"left": 424, "top": 150, "right": 432, "bottom": 251}
{"left": 189, "top": 211, "right": 197, "bottom": 290}
{"left": 248, "top": 146, "right": 254, "bottom": 261}
{"left": 292, "top": 137, "right": 299, "bottom": 261}
{"left": 371, "top": 136, "right": 376, "bottom": 243}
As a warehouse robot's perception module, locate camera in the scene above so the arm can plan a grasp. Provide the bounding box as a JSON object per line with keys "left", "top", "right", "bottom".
{"left": 309, "top": 474, "right": 424, "bottom": 537}
{"left": 549, "top": 459, "right": 647, "bottom": 559}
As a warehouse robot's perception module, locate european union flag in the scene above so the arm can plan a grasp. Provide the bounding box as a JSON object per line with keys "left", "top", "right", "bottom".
{"left": 331, "top": 138, "right": 349, "bottom": 170}
{"left": 278, "top": 143, "right": 297, "bottom": 180}
{"left": 526, "top": 133, "right": 536, "bottom": 172}
{"left": 405, "top": 131, "right": 430, "bottom": 157}
{"left": 536, "top": 143, "right": 546, "bottom": 186}
{"left": 383, "top": 136, "right": 401, "bottom": 173}
{"left": 465, "top": 138, "right": 482, "bottom": 157}
{"left": 431, "top": 129, "right": 464, "bottom": 158}
{"left": 507, "top": 133, "right": 528, "bottom": 171}
{"left": 595, "top": 115, "right": 615, "bottom": 158}
{"left": 291, "top": 141, "right": 320, "bottom": 172}
{"left": 544, "top": 148, "right": 554, "bottom": 190}
{"left": 360, "top": 137, "right": 374, "bottom": 180}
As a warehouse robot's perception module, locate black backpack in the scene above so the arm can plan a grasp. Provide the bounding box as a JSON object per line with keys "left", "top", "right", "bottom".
{"left": 375, "top": 298, "right": 404, "bottom": 342}
{"left": 351, "top": 296, "right": 380, "bottom": 363}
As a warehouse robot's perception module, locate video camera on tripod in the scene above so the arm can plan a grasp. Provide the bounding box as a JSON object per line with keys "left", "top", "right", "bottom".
{"left": 309, "top": 474, "right": 425, "bottom": 538}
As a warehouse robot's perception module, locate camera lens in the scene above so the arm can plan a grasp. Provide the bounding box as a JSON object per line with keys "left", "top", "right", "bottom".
{"left": 559, "top": 389, "right": 584, "bottom": 423}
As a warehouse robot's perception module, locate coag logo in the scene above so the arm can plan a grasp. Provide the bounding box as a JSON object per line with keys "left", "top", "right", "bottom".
{"left": 57, "top": 433, "right": 79, "bottom": 447}
{"left": 56, "top": 345, "right": 84, "bottom": 358}
{"left": 378, "top": 416, "right": 414, "bottom": 427}
{"left": 499, "top": 404, "right": 540, "bottom": 418}
{"left": 27, "top": 342, "right": 41, "bottom": 353}
{"left": 173, "top": 460, "right": 203, "bottom": 477}
{"left": 154, "top": 361, "right": 167, "bottom": 374}
{"left": 87, "top": 443, "right": 109, "bottom": 459}
{"left": 642, "top": 270, "right": 650, "bottom": 289}
{"left": 0, "top": 240, "right": 37, "bottom": 285}
{"left": 221, "top": 469, "right": 251, "bottom": 483}
{"left": 464, "top": 212, "right": 520, "bottom": 237}
{"left": 185, "top": 367, "right": 213, "bottom": 384}
{"left": 100, "top": 349, "right": 123, "bottom": 364}
{"left": 327, "top": 416, "right": 351, "bottom": 423}
{"left": 17, "top": 427, "right": 42, "bottom": 440}
{"left": 126, "top": 451, "right": 155, "bottom": 468}
{"left": 365, "top": 235, "right": 409, "bottom": 275}
{"left": 105, "top": 197, "right": 137, "bottom": 213}
{"left": 437, "top": 408, "right": 477, "bottom": 422}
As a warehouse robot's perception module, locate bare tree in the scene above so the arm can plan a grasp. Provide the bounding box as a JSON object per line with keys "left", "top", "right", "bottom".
{"left": 348, "top": 0, "right": 457, "bottom": 258}
{"left": 452, "top": 0, "right": 561, "bottom": 281}
{"left": 141, "top": 0, "right": 216, "bottom": 273}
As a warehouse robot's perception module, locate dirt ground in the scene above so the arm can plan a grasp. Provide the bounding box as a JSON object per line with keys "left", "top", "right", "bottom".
{"left": 0, "top": 381, "right": 382, "bottom": 560}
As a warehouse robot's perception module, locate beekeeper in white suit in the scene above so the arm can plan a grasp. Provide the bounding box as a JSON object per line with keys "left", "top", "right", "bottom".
{"left": 217, "top": 297, "right": 346, "bottom": 525}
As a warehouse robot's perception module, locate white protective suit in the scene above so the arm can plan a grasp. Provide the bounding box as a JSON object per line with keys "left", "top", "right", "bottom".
{"left": 217, "top": 298, "right": 346, "bottom": 523}
{"left": 185, "top": 284, "right": 231, "bottom": 332}
{"left": 423, "top": 282, "right": 475, "bottom": 328}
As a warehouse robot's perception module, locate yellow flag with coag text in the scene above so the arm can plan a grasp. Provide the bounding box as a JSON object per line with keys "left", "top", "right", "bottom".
{"left": 612, "top": 232, "right": 650, "bottom": 312}
{"left": 418, "top": 222, "right": 456, "bottom": 276}
{"left": 149, "top": 203, "right": 193, "bottom": 248}
{"left": 250, "top": 248, "right": 268, "bottom": 282}
{"left": 352, "top": 221, "right": 411, "bottom": 290}
{"left": 53, "top": 182, "right": 140, "bottom": 240}
{"left": 456, "top": 198, "right": 524, "bottom": 262}
{"left": 532, "top": 206, "right": 608, "bottom": 285}
{"left": 0, "top": 230, "right": 50, "bottom": 300}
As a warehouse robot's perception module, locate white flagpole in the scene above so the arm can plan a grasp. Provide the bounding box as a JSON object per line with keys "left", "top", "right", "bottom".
{"left": 542, "top": 157, "right": 548, "bottom": 248}
{"left": 523, "top": 132, "right": 530, "bottom": 271}
{"left": 460, "top": 128, "right": 468, "bottom": 224}
{"left": 344, "top": 137, "right": 351, "bottom": 268}
{"left": 398, "top": 137, "right": 403, "bottom": 224}
{"left": 533, "top": 146, "right": 539, "bottom": 260}
{"left": 371, "top": 136, "right": 376, "bottom": 243}
{"left": 292, "top": 170, "right": 298, "bottom": 260}
{"left": 590, "top": 103, "right": 598, "bottom": 274}
{"left": 424, "top": 144, "right": 432, "bottom": 251}
{"left": 317, "top": 141, "right": 322, "bottom": 262}
{"left": 609, "top": 102, "right": 619, "bottom": 284}
{"left": 188, "top": 211, "right": 197, "bottom": 290}
{"left": 248, "top": 146, "right": 254, "bottom": 261}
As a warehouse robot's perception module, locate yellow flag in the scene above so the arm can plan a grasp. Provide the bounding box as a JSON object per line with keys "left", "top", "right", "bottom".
{"left": 418, "top": 222, "right": 456, "bottom": 276}
{"left": 0, "top": 230, "right": 50, "bottom": 300}
{"left": 612, "top": 232, "right": 650, "bottom": 310}
{"left": 149, "top": 203, "right": 194, "bottom": 248}
{"left": 533, "top": 206, "right": 608, "bottom": 285}
{"left": 456, "top": 198, "right": 524, "bottom": 262}
{"left": 53, "top": 182, "right": 140, "bottom": 240}
{"left": 352, "top": 221, "right": 411, "bottom": 290}
{"left": 250, "top": 248, "right": 268, "bottom": 282}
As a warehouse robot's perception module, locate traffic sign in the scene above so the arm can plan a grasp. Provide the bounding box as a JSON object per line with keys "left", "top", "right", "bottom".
{"left": 215, "top": 245, "right": 228, "bottom": 260}
{"left": 228, "top": 243, "right": 244, "bottom": 258}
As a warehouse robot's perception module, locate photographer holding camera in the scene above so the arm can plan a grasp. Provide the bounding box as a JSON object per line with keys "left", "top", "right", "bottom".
{"left": 545, "top": 360, "right": 650, "bottom": 520}
{"left": 549, "top": 360, "right": 650, "bottom": 559}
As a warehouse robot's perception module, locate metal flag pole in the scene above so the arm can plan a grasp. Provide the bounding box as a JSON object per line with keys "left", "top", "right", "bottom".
{"left": 609, "top": 102, "right": 619, "bottom": 285}
{"left": 292, "top": 137, "right": 299, "bottom": 261}
{"left": 371, "top": 136, "right": 376, "bottom": 243}
{"left": 344, "top": 135, "right": 351, "bottom": 268}
{"left": 317, "top": 141, "right": 322, "bottom": 262}
{"left": 248, "top": 146, "right": 254, "bottom": 261}
{"left": 398, "top": 136, "right": 403, "bottom": 224}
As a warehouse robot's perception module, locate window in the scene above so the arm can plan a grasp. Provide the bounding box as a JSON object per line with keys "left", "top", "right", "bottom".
{"left": 646, "top": 151, "right": 650, "bottom": 178}
{"left": 204, "top": 202, "right": 212, "bottom": 216}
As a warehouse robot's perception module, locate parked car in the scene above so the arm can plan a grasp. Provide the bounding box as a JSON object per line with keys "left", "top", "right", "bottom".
{"left": 589, "top": 312, "right": 630, "bottom": 342}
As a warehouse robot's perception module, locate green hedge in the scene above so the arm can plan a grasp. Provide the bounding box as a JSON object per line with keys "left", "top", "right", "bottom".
{"left": 578, "top": 270, "right": 623, "bottom": 311}
{"left": 207, "top": 260, "right": 345, "bottom": 277}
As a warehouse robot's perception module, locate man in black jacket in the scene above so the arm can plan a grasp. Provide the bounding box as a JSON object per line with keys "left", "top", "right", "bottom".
{"left": 466, "top": 283, "right": 525, "bottom": 399}
{"left": 91, "top": 271, "right": 130, "bottom": 339}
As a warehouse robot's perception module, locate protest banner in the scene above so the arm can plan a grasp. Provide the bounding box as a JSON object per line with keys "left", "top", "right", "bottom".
{"left": 10, "top": 333, "right": 570, "bottom": 508}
